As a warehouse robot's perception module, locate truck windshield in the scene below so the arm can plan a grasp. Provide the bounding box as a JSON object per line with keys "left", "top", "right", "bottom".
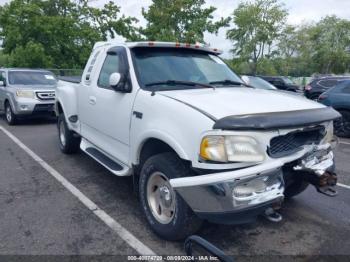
{"left": 132, "top": 47, "right": 243, "bottom": 90}
{"left": 8, "top": 71, "right": 57, "bottom": 85}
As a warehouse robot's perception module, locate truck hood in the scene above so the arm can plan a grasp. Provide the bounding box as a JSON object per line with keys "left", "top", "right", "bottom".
{"left": 160, "top": 87, "right": 324, "bottom": 120}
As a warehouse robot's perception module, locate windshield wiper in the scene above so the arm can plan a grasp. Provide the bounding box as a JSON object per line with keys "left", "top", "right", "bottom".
{"left": 209, "top": 79, "right": 251, "bottom": 87}
{"left": 145, "top": 80, "right": 215, "bottom": 90}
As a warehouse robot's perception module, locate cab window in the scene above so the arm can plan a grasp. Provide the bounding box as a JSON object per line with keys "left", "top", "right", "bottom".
{"left": 98, "top": 54, "right": 120, "bottom": 88}
{"left": 0, "top": 71, "right": 5, "bottom": 84}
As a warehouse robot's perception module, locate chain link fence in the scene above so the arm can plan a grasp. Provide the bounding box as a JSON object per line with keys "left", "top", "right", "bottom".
{"left": 46, "top": 69, "right": 83, "bottom": 77}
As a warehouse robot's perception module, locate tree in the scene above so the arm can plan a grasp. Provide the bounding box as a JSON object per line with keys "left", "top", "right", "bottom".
{"left": 227, "top": 0, "right": 287, "bottom": 74}
{"left": 9, "top": 41, "right": 53, "bottom": 68}
{"left": 276, "top": 25, "right": 297, "bottom": 75}
{"left": 309, "top": 16, "right": 350, "bottom": 74}
{"left": 142, "top": 0, "right": 230, "bottom": 43}
{"left": 0, "top": 0, "right": 138, "bottom": 68}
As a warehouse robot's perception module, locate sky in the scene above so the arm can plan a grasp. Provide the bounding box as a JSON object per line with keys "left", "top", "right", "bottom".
{"left": 1, "top": 0, "right": 350, "bottom": 57}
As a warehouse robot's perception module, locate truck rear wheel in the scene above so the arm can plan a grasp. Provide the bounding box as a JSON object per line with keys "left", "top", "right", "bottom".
{"left": 5, "top": 101, "right": 17, "bottom": 125}
{"left": 57, "top": 114, "right": 81, "bottom": 154}
{"left": 139, "top": 152, "right": 202, "bottom": 240}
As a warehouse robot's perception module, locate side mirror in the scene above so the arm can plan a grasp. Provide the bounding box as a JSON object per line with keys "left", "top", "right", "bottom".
{"left": 109, "top": 72, "right": 121, "bottom": 87}
{"left": 0, "top": 80, "right": 5, "bottom": 87}
{"left": 109, "top": 72, "right": 132, "bottom": 93}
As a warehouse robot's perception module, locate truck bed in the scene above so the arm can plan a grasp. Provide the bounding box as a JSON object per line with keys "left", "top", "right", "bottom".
{"left": 58, "top": 76, "right": 81, "bottom": 84}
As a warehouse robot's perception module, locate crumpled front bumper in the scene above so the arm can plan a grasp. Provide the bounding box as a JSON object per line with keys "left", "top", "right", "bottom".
{"left": 169, "top": 143, "right": 335, "bottom": 224}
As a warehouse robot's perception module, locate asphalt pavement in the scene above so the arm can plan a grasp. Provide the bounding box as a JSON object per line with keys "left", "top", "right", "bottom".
{"left": 0, "top": 115, "right": 350, "bottom": 260}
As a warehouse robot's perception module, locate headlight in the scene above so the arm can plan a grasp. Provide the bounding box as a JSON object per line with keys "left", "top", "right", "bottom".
{"left": 16, "top": 90, "right": 35, "bottom": 98}
{"left": 200, "top": 135, "right": 265, "bottom": 163}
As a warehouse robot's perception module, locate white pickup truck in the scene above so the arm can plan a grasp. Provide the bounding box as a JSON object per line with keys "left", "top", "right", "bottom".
{"left": 55, "top": 41, "right": 340, "bottom": 240}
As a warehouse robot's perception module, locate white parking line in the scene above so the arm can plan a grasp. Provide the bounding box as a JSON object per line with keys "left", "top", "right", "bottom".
{"left": 339, "top": 140, "right": 350, "bottom": 146}
{"left": 0, "top": 125, "right": 156, "bottom": 256}
{"left": 338, "top": 183, "right": 350, "bottom": 190}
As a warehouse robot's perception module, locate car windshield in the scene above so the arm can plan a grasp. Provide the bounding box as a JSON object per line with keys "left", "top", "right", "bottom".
{"left": 245, "top": 76, "right": 277, "bottom": 90}
{"left": 8, "top": 71, "right": 57, "bottom": 85}
{"left": 132, "top": 47, "right": 243, "bottom": 90}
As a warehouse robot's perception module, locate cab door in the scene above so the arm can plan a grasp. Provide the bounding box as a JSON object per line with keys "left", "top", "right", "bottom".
{"left": 79, "top": 47, "right": 136, "bottom": 165}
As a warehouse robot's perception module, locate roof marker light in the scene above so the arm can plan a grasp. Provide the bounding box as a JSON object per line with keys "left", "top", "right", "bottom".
{"left": 148, "top": 42, "right": 155, "bottom": 46}
{"left": 175, "top": 42, "right": 181, "bottom": 47}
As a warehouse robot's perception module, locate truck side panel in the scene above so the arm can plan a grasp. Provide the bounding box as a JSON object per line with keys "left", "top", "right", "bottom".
{"left": 55, "top": 80, "right": 80, "bottom": 133}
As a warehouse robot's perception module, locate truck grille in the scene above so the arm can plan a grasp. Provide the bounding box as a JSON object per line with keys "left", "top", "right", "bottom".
{"left": 268, "top": 126, "right": 325, "bottom": 158}
{"left": 36, "top": 91, "right": 55, "bottom": 101}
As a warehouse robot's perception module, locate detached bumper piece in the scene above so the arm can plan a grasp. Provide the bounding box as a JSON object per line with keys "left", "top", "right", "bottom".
{"left": 294, "top": 144, "right": 338, "bottom": 197}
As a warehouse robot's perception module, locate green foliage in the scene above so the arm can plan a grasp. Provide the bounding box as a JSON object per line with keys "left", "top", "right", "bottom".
{"left": 9, "top": 41, "right": 53, "bottom": 68}
{"left": 226, "top": 1, "right": 350, "bottom": 77}
{"left": 0, "top": 50, "right": 10, "bottom": 67}
{"left": 142, "top": 0, "right": 230, "bottom": 43}
{"left": 256, "top": 58, "right": 277, "bottom": 75}
{"left": 0, "top": 0, "right": 138, "bottom": 68}
{"left": 227, "top": 0, "right": 287, "bottom": 74}
{"left": 0, "top": 0, "right": 349, "bottom": 77}
{"left": 308, "top": 16, "right": 350, "bottom": 74}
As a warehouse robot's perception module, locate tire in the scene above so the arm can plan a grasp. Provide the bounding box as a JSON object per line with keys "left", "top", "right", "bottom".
{"left": 139, "top": 152, "right": 202, "bottom": 240}
{"left": 5, "top": 101, "right": 17, "bottom": 125}
{"left": 334, "top": 110, "right": 350, "bottom": 138}
{"left": 57, "top": 113, "right": 81, "bottom": 154}
{"left": 284, "top": 172, "right": 309, "bottom": 199}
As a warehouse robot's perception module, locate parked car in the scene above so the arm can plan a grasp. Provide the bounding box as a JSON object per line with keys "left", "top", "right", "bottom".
{"left": 258, "top": 76, "right": 300, "bottom": 92}
{"left": 241, "top": 75, "right": 277, "bottom": 90}
{"left": 56, "top": 41, "right": 340, "bottom": 240}
{"left": 304, "top": 76, "right": 350, "bottom": 100}
{"left": 0, "top": 68, "right": 57, "bottom": 125}
{"left": 318, "top": 80, "right": 350, "bottom": 137}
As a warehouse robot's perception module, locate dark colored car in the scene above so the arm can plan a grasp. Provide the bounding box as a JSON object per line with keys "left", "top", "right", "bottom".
{"left": 258, "top": 76, "right": 300, "bottom": 92}
{"left": 318, "top": 80, "right": 350, "bottom": 137}
{"left": 304, "top": 76, "right": 350, "bottom": 100}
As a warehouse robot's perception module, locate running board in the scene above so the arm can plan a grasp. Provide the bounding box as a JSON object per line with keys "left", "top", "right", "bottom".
{"left": 80, "top": 139, "right": 131, "bottom": 176}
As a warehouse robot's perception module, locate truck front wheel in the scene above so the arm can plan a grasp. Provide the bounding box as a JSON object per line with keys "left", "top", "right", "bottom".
{"left": 139, "top": 152, "right": 202, "bottom": 240}
{"left": 57, "top": 114, "right": 81, "bottom": 154}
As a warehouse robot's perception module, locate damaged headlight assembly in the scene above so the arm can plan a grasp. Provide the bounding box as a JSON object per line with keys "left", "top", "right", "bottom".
{"left": 199, "top": 135, "right": 265, "bottom": 163}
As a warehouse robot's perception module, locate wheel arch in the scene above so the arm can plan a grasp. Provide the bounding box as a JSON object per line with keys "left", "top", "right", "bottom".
{"left": 55, "top": 100, "right": 64, "bottom": 116}
{"left": 136, "top": 137, "right": 187, "bottom": 168}
{"left": 131, "top": 135, "right": 191, "bottom": 200}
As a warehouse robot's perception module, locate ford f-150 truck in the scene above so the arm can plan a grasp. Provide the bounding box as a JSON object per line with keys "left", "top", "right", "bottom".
{"left": 0, "top": 69, "right": 57, "bottom": 125}
{"left": 55, "top": 41, "right": 340, "bottom": 240}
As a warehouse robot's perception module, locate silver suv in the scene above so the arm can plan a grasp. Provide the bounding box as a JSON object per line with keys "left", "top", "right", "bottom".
{"left": 0, "top": 69, "right": 57, "bottom": 125}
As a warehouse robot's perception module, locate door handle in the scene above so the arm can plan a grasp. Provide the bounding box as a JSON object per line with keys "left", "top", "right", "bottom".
{"left": 89, "top": 96, "right": 96, "bottom": 105}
